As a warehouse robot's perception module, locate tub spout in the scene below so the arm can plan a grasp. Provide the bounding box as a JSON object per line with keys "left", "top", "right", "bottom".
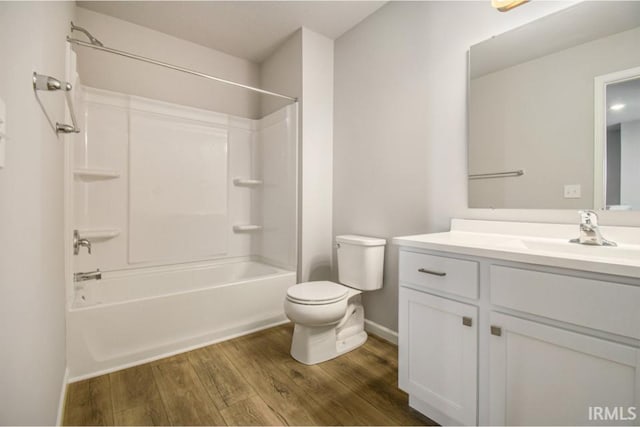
{"left": 74, "top": 269, "right": 101, "bottom": 282}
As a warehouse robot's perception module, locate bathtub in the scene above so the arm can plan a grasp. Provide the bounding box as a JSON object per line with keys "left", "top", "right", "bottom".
{"left": 67, "top": 260, "right": 296, "bottom": 381}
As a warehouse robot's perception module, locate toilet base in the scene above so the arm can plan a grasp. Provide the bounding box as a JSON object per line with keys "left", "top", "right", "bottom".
{"left": 290, "top": 297, "right": 368, "bottom": 365}
{"left": 290, "top": 324, "right": 368, "bottom": 365}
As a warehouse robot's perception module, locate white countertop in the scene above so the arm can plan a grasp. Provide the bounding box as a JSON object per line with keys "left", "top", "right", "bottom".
{"left": 393, "top": 219, "right": 640, "bottom": 279}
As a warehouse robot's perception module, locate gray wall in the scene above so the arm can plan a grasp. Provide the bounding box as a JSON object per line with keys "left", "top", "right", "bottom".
{"left": 260, "top": 30, "right": 302, "bottom": 117}
{"left": 261, "top": 28, "right": 335, "bottom": 283}
{"left": 76, "top": 7, "right": 261, "bottom": 119}
{"left": 333, "top": 1, "right": 574, "bottom": 332}
{"left": 0, "top": 2, "right": 74, "bottom": 424}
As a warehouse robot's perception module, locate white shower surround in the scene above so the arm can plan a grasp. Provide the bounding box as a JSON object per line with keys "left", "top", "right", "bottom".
{"left": 67, "top": 87, "right": 298, "bottom": 379}
{"left": 73, "top": 87, "right": 297, "bottom": 275}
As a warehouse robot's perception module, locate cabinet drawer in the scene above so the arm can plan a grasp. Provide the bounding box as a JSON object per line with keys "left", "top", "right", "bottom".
{"left": 490, "top": 265, "right": 640, "bottom": 340}
{"left": 400, "top": 251, "right": 479, "bottom": 299}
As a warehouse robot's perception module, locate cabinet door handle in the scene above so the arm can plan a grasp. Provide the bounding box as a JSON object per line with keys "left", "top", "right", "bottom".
{"left": 491, "top": 325, "right": 502, "bottom": 336}
{"left": 462, "top": 316, "right": 473, "bottom": 327}
{"left": 418, "top": 268, "right": 446, "bottom": 277}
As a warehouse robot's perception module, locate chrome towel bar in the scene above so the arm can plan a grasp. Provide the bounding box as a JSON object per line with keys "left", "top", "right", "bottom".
{"left": 468, "top": 169, "right": 524, "bottom": 180}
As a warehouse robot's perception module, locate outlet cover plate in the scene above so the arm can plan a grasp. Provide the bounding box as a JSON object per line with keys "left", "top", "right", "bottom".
{"left": 564, "top": 184, "right": 581, "bottom": 199}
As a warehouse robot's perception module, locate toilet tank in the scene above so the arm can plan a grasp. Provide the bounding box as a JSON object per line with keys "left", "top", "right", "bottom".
{"left": 336, "top": 235, "right": 386, "bottom": 291}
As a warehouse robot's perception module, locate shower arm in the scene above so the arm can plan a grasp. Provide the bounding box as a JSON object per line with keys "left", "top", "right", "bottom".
{"left": 70, "top": 21, "right": 103, "bottom": 47}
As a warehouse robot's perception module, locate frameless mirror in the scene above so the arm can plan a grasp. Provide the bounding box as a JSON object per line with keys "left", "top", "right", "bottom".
{"left": 468, "top": 1, "right": 640, "bottom": 209}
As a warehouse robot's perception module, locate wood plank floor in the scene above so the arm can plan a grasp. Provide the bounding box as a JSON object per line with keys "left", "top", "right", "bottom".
{"left": 63, "top": 324, "right": 437, "bottom": 426}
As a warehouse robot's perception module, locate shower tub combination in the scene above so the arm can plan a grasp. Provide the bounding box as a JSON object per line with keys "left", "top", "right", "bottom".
{"left": 68, "top": 260, "right": 295, "bottom": 380}
{"left": 65, "top": 28, "right": 299, "bottom": 379}
{"left": 66, "top": 87, "right": 298, "bottom": 380}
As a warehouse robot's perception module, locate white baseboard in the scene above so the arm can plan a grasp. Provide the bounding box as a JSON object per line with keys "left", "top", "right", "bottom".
{"left": 56, "top": 367, "right": 69, "bottom": 426}
{"left": 364, "top": 319, "right": 398, "bottom": 345}
{"left": 409, "top": 395, "right": 459, "bottom": 426}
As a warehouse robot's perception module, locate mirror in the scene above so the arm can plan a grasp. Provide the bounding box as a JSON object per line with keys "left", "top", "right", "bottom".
{"left": 468, "top": 1, "right": 640, "bottom": 209}
{"left": 601, "top": 72, "right": 640, "bottom": 211}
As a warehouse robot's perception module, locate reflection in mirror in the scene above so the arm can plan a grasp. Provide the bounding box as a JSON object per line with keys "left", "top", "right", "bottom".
{"left": 606, "top": 76, "right": 640, "bottom": 210}
{"left": 468, "top": 1, "right": 640, "bottom": 209}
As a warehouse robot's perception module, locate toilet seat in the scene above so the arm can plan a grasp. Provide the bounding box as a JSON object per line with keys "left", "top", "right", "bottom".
{"left": 286, "top": 281, "right": 349, "bottom": 305}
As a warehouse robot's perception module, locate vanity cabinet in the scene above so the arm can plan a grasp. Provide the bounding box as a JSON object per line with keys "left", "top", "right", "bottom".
{"left": 397, "top": 246, "right": 640, "bottom": 426}
{"left": 399, "top": 287, "right": 478, "bottom": 426}
{"left": 489, "top": 312, "right": 640, "bottom": 426}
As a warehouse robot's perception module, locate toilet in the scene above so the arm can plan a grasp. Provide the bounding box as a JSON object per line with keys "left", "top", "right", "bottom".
{"left": 284, "top": 235, "right": 386, "bottom": 365}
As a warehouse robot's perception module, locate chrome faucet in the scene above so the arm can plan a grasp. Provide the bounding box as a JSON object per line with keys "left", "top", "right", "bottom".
{"left": 73, "top": 230, "right": 92, "bottom": 255}
{"left": 570, "top": 210, "right": 617, "bottom": 246}
{"left": 74, "top": 269, "right": 101, "bottom": 282}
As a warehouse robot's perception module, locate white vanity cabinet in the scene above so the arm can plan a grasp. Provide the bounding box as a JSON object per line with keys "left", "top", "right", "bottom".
{"left": 399, "top": 287, "right": 478, "bottom": 426}
{"left": 398, "top": 250, "right": 480, "bottom": 425}
{"left": 396, "top": 237, "right": 640, "bottom": 426}
{"left": 489, "top": 312, "right": 640, "bottom": 426}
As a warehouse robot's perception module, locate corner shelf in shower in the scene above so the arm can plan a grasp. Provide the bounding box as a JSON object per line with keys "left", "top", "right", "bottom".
{"left": 74, "top": 168, "right": 121, "bottom": 181}
{"left": 76, "top": 228, "right": 121, "bottom": 240}
{"left": 233, "top": 178, "right": 263, "bottom": 187}
{"left": 233, "top": 225, "right": 263, "bottom": 233}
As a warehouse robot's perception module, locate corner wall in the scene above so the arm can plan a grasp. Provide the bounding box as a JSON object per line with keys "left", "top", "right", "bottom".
{"left": 261, "top": 28, "right": 334, "bottom": 282}
{"left": 333, "top": 1, "right": 576, "bottom": 332}
{"left": 0, "top": 2, "right": 75, "bottom": 424}
{"left": 300, "top": 28, "right": 334, "bottom": 281}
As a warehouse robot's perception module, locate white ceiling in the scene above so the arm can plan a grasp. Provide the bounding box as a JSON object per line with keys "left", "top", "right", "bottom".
{"left": 76, "top": 1, "right": 387, "bottom": 63}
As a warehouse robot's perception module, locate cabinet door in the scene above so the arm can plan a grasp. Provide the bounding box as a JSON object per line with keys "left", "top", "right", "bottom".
{"left": 489, "top": 312, "right": 640, "bottom": 426}
{"left": 399, "top": 287, "right": 478, "bottom": 425}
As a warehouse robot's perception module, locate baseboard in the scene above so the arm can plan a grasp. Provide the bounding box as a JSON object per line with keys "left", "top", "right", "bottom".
{"left": 409, "top": 395, "right": 461, "bottom": 426}
{"left": 56, "top": 367, "right": 69, "bottom": 426}
{"left": 364, "top": 319, "right": 398, "bottom": 345}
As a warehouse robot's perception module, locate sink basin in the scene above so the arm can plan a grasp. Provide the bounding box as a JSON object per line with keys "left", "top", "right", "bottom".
{"left": 498, "top": 238, "right": 640, "bottom": 261}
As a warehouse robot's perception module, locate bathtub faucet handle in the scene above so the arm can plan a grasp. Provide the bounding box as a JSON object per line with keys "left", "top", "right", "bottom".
{"left": 73, "top": 230, "right": 92, "bottom": 255}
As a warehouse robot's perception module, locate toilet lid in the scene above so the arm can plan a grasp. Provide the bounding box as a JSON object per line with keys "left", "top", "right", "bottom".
{"left": 286, "top": 281, "right": 349, "bottom": 305}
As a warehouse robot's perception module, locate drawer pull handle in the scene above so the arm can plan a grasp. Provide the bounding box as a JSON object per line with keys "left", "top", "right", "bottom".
{"left": 491, "top": 326, "right": 502, "bottom": 337}
{"left": 418, "top": 268, "right": 446, "bottom": 277}
{"left": 462, "top": 316, "right": 473, "bottom": 327}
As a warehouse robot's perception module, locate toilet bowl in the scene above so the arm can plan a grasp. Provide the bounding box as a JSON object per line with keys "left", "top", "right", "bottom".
{"left": 284, "top": 235, "right": 386, "bottom": 365}
{"left": 284, "top": 281, "right": 349, "bottom": 326}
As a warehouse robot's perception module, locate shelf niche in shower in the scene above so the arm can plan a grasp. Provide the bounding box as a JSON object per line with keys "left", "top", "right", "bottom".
{"left": 232, "top": 225, "right": 263, "bottom": 233}
{"left": 233, "top": 178, "right": 263, "bottom": 187}
{"left": 74, "top": 168, "right": 120, "bottom": 181}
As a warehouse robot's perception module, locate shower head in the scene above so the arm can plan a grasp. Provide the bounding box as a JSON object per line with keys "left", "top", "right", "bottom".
{"left": 70, "top": 21, "right": 104, "bottom": 47}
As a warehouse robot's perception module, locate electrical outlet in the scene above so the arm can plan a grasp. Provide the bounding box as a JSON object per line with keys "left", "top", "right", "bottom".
{"left": 564, "top": 184, "right": 581, "bottom": 199}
